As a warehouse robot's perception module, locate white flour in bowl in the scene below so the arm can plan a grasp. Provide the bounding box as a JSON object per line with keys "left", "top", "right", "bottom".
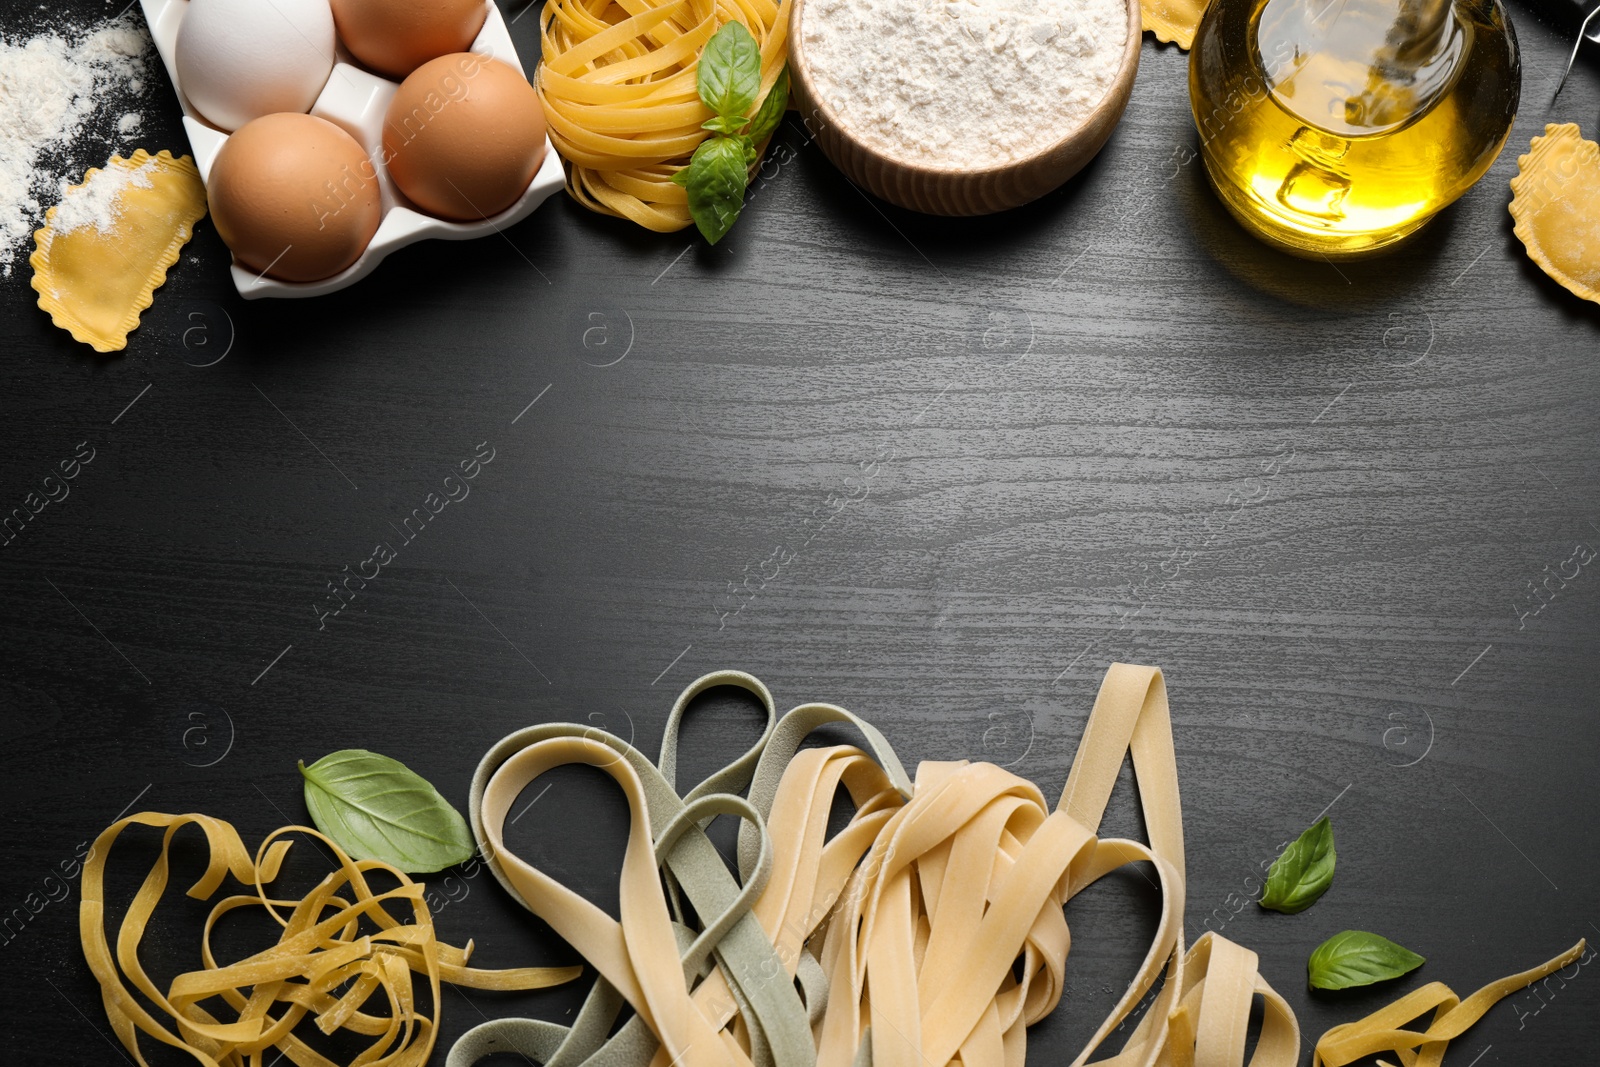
{"left": 800, "top": 0, "right": 1128, "bottom": 168}
{"left": 0, "top": 18, "right": 150, "bottom": 275}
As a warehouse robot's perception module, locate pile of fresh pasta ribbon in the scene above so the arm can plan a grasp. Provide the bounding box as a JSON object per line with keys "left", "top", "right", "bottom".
{"left": 79, "top": 663, "right": 1583, "bottom": 1067}
{"left": 447, "top": 664, "right": 1580, "bottom": 1067}
{"left": 449, "top": 664, "right": 1295, "bottom": 1067}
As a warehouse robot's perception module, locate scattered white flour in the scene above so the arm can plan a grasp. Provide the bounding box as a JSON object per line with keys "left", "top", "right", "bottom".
{"left": 800, "top": 0, "right": 1127, "bottom": 166}
{"left": 0, "top": 18, "right": 150, "bottom": 274}
{"left": 50, "top": 156, "right": 157, "bottom": 235}
{"left": 118, "top": 112, "right": 142, "bottom": 134}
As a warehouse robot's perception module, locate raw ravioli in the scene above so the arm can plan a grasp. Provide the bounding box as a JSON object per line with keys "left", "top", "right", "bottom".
{"left": 1144, "top": 0, "right": 1209, "bottom": 48}
{"left": 1510, "top": 123, "right": 1600, "bottom": 305}
{"left": 30, "top": 149, "right": 207, "bottom": 353}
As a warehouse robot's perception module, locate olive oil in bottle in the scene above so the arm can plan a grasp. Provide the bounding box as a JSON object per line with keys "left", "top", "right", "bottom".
{"left": 1189, "top": 0, "right": 1520, "bottom": 256}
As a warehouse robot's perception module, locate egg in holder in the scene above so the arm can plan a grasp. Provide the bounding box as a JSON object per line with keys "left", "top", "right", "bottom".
{"left": 140, "top": 0, "right": 564, "bottom": 299}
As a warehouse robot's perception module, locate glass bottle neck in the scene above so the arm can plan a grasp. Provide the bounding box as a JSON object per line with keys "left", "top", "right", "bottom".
{"left": 1254, "top": 0, "right": 1468, "bottom": 136}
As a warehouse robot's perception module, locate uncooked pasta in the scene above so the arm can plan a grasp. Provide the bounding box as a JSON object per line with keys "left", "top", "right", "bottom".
{"left": 80, "top": 813, "right": 579, "bottom": 1067}
{"left": 80, "top": 667, "right": 1578, "bottom": 1067}
{"left": 452, "top": 666, "right": 1299, "bottom": 1067}
{"left": 537, "top": 0, "right": 788, "bottom": 231}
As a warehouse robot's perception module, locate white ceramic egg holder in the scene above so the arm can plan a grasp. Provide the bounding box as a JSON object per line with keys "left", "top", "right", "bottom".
{"left": 139, "top": 0, "right": 564, "bottom": 299}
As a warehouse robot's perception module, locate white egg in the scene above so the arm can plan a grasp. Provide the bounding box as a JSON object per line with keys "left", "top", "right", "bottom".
{"left": 175, "top": 0, "right": 337, "bottom": 131}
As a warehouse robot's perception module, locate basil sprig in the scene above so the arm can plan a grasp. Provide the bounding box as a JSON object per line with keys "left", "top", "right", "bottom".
{"left": 300, "top": 749, "right": 475, "bottom": 873}
{"left": 1308, "top": 930, "right": 1426, "bottom": 990}
{"left": 672, "top": 21, "right": 788, "bottom": 244}
{"left": 1260, "top": 815, "right": 1336, "bottom": 914}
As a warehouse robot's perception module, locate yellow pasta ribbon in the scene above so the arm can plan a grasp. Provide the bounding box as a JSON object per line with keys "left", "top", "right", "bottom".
{"left": 80, "top": 813, "right": 581, "bottom": 1067}
{"left": 1313, "top": 939, "right": 1589, "bottom": 1067}
{"left": 537, "top": 0, "right": 789, "bottom": 231}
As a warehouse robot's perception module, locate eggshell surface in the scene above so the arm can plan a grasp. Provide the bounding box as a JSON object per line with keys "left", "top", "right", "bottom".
{"left": 382, "top": 53, "right": 547, "bottom": 221}
{"left": 208, "top": 113, "right": 383, "bottom": 282}
{"left": 174, "top": 0, "right": 336, "bottom": 131}
{"left": 331, "top": 0, "right": 488, "bottom": 77}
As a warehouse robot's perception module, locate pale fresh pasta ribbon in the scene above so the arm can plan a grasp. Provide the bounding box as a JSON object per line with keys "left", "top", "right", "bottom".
{"left": 480, "top": 737, "right": 746, "bottom": 1067}
{"left": 464, "top": 671, "right": 816, "bottom": 1067}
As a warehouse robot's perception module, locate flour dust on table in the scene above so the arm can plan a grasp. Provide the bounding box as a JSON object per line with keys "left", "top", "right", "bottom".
{"left": 0, "top": 16, "right": 150, "bottom": 275}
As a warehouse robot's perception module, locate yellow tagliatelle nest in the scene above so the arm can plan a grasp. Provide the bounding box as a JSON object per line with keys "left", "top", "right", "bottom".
{"left": 538, "top": 0, "right": 788, "bottom": 232}
{"left": 80, "top": 813, "right": 580, "bottom": 1067}
{"left": 31, "top": 150, "right": 208, "bottom": 353}
{"left": 1143, "top": 0, "right": 1208, "bottom": 48}
{"left": 1510, "top": 123, "right": 1600, "bottom": 305}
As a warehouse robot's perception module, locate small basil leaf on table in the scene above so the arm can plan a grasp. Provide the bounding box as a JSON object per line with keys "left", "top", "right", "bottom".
{"left": 744, "top": 65, "right": 790, "bottom": 145}
{"left": 300, "top": 749, "right": 474, "bottom": 873}
{"left": 1308, "top": 930, "right": 1425, "bottom": 990}
{"left": 1260, "top": 815, "right": 1336, "bottom": 913}
{"left": 696, "top": 20, "right": 761, "bottom": 120}
{"left": 683, "top": 134, "right": 751, "bottom": 244}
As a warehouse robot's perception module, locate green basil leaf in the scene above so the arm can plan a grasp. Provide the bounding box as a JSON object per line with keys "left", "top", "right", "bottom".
{"left": 669, "top": 167, "right": 691, "bottom": 187}
{"left": 697, "top": 20, "right": 761, "bottom": 120}
{"left": 1308, "top": 931, "right": 1425, "bottom": 990}
{"left": 744, "top": 64, "right": 789, "bottom": 145}
{"left": 1260, "top": 815, "right": 1336, "bottom": 913}
{"left": 703, "top": 115, "right": 748, "bottom": 135}
{"left": 300, "top": 749, "right": 474, "bottom": 873}
{"left": 683, "top": 134, "right": 749, "bottom": 244}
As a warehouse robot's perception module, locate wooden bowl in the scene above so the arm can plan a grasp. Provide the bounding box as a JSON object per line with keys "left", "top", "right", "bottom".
{"left": 788, "top": 0, "right": 1142, "bottom": 216}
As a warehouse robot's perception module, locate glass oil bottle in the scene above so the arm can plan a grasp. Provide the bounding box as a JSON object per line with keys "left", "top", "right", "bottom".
{"left": 1189, "top": 0, "right": 1520, "bottom": 256}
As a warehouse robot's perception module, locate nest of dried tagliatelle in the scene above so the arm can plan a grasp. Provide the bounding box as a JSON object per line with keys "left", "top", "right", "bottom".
{"left": 535, "top": 0, "right": 790, "bottom": 241}
{"left": 79, "top": 664, "right": 1583, "bottom": 1067}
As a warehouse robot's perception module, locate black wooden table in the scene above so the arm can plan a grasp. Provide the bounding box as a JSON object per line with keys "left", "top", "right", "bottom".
{"left": 3, "top": 0, "right": 1597, "bottom": 1062}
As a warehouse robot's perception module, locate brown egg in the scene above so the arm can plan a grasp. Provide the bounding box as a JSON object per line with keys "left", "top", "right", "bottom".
{"left": 208, "top": 113, "right": 382, "bottom": 282}
{"left": 330, "top": 0, "right": 487, "bottom": 78}
{"left": 382, "top": 53, "right": 547, "bottom": 221}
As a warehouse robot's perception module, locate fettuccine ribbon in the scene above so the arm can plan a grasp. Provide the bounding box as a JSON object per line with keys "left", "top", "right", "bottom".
{"left": 451, "top": 664, "right": 1299, "bottom": 1067}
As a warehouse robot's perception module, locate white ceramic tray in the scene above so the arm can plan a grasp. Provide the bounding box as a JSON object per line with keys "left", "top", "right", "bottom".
{"left": 139, "top": 0, "right": 564, "bottom": 299}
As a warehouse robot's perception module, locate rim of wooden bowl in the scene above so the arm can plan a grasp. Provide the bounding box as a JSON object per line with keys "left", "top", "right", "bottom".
{"left": 787, "top": 0, "right": 1143, "bottom": 183}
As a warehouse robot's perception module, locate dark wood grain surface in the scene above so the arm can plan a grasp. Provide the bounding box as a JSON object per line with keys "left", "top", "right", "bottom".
{"left": 2, "top": 0, "right": 1598, "bottom": 1063}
